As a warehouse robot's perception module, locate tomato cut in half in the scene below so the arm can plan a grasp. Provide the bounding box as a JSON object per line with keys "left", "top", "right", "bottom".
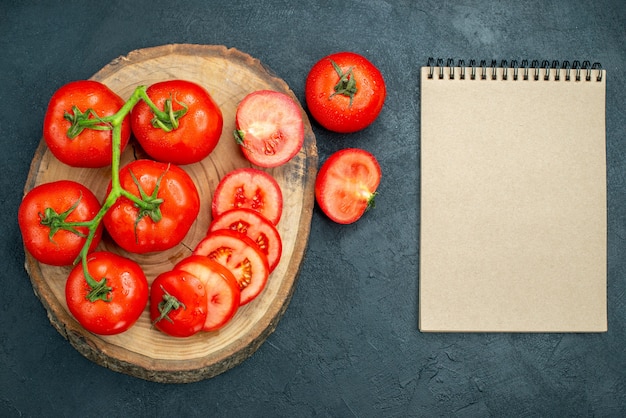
{"left": 150, "top": 269, "right": 208, "bottom": 338}
{"left": 234, "top": 90, "right": 304, "bottom": 167}
{"left": 174, "top": 255, "right": 241, "bottom": 331}
{"left": 211, "top": 167, "right": 283, "bottom": 225}
{"left": 193, "top": 229, "right": 269, "bottom": 305}
{"left": 315, "top": 148, "right": 382, "bottom": 224}
{"left": 209, "top": 208, "right": 282, "bottom": 273}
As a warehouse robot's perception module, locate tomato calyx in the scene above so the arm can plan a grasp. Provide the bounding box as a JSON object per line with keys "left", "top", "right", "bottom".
{"left": 63, "top": 105, "right": 114, "bottom": 139}
{"left": 233, "top": 129, "right": 255, "bottom": 155}
{"left": 150, "top": 94, "right": 188, "bottom": 132}
{"left": 38, "top": 195, "right": 89, "bottom": 242}
{"left": 329, "top": 59, "right": 357, "bottom": 106}
{"left": 234, "top": 129, "right": 246, "bottom": 146}
{"left": 85, "top": 275, "right": 113, "bottom": 303}
{"left": 152, "top": 285, "right": 186, "bottom": 325}
{"left": 128, "top": 167, "right": 166, "bottom": 226}
{"left": 363, "top": 190, "right": 377, "bottom": 212}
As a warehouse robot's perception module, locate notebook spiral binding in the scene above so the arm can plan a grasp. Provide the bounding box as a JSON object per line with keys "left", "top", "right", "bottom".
{"left": 427, "top": 57, "right": 603, "bottom": 82}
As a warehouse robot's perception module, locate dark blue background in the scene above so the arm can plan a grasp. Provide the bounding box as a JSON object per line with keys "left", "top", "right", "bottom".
{"left": 2, "top": 1, "right": 625, "bottom": 416}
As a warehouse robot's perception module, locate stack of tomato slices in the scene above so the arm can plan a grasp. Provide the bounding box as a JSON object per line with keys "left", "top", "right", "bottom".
{"left": 151, "top": 168, "right": 283, "bottom": 337}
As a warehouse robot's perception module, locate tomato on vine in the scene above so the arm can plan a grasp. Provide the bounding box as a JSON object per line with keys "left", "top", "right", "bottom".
{"left": 43, "top": 80, "right": 131, "bottom": 168}
{"left": 18, "top": 180, "right": 103, "bottom": 266}
{"left": 66, "top": 251, "right": 149, "bottom": 335}
{"left": 131, "top": 80, "right": 223, "bottom": 165}
{"left": 103, "top": 159, "right": 200, "bottom": 254}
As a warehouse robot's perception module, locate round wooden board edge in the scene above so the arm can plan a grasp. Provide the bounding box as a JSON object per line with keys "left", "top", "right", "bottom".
{"left": 22, "top": 43, "right": 319, "bottom": 383}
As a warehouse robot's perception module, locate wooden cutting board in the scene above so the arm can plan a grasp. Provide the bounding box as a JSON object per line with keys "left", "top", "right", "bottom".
{"left": 22, "top": 44, "right": 318, "bottom": 383}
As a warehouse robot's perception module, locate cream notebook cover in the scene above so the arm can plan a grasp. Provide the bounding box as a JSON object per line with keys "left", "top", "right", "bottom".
{"left": 419, "top": 59, "right": 607, "bottom": 332}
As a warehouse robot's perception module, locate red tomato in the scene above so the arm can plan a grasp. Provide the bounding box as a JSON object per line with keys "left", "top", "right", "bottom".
{"left": 211, "top": 167, "right": 283, "bottom": 225}
{"left": 103, "top": 159, "right": 200, "bottom": 253}
{"left": 209, "top": 208, "right": 282, "bottom": 272}
{"left": 43, "top": 80, "right": 131, "bottom": 167}
{"left": 305, "top": 52, "right": 386, "bottom": 133}
{"left": 18, "top": 180, "right": 103, "bottom": 266}
{"left": 131, "top": 80, "right": 223, "bottom": 165}
{"left": 315, "top": 148, "right": 382, "bottom": 224}
{"left": 150, "top": 269, "right": 208, "bottom": 337}
{"left": 234, "top": 90, "right": 304, "bottom": 167}
{"left": 66, "top": 251, "right": 148, "bottom": 335}
{"left": 193, "top": 230, "right": 269, "bottom": 305}
{"left": 174, "top": 255, "right": 241, "bottom": 331}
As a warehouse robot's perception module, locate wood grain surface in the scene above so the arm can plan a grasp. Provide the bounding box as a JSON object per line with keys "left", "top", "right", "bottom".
{"left": 22, "top": 44, "right": 318, "bottom": 383}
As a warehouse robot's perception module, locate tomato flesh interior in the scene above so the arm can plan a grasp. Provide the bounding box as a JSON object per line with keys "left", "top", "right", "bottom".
{"left": 193, "top": 230, "right": 269, "bottom": 305}
{"left": 209, "top": 208, "right": 282, "bottom": 272}
{"left": 315, "top": 148, "right": 381, "bottom": 224}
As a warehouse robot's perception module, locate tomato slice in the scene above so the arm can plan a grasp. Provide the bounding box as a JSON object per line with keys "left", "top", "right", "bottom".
{"left": 211, "top": 167, "right": 283, "bottom": 225}
{"left": 193, "top": 230, "right": 270, "bottom": 305}
{"left": 315, "top": 148, "right": 382, "bottom": 224}
{"left": 209, "top": 208, "right": 282, "bottom": 273}
{"left": 234, "top": 90, "right": 304, "bottom": 167}
{"left": 150, "top": 269, "right": 208, "bottom": 338}
{"left": 174, "top": 255, "right": 241, "bottom": 331}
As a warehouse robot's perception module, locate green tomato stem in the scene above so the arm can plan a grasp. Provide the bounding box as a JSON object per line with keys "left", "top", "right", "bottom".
{"left": 63, "top": 85, "right": 180, "bottom": 302}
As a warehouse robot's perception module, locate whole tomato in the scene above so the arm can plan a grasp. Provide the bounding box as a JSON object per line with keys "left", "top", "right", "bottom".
{"left": 18, "top": 180, "right": 103, "bottom": 266}
{"left": 65, "top": 251, "right": 148, "bottom": 335}
{"left": 305, "top": 52, "right": 386, "bottom": 133}
{"left": 103, "top": 159, "right": 200, "bottom": 253}
{"left": 150, "top": 269, "right": 208, "bottom": 338}
{"left": 43, "top": 80, "right": 131, "bottom": 168}
{"left": 131, "top": 80, "right": 223, "bottom": 165}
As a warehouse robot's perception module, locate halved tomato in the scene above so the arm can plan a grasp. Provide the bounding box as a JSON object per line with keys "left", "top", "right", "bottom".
{"left": 234, "top": 90, "right": 304, "bottom": 168}
{"left": 193, "top": 229, "right": 269, "bottom": 305}
{"left": 211, "top": 167, "right": 283, "bottom": 225}
{"left": 174, "top": 255, "right": 241, "bottom": 331}
{"left": 209, "top": 208, "right": 282, "bottom": 272}
{"left": 315, "top": 148, "right": 381, "bottom": 224}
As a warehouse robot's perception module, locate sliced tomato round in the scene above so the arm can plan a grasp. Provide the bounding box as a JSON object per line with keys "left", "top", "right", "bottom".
{"left": 211, "top": 167, "right": 283, "bottom": 225}
{"left": 193, "top": 229, "right": 269, "bottom": 305}
{"left": 174, "top": 255, "right": 241, "bottom": 331}
{"left": 315, "top": 148, "right": 382, "bottom": 224}
{"left": 209, "top": 208, "right": 282, "bottom": 273}
{"left": 234, "top": 90, "right": 304, "bottom": 167}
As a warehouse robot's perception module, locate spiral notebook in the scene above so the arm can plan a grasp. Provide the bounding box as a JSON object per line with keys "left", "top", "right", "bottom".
{"left": 419, "top": 59, "right": 607, "bottom": 332}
